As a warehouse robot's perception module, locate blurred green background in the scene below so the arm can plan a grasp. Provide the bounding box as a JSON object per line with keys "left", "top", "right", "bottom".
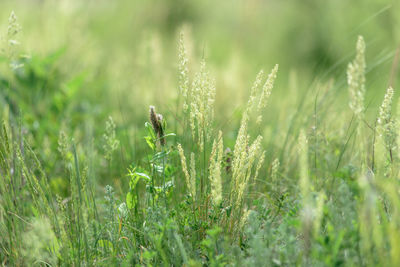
{"left": 0, "top": 0, "right": 398, "bottom": 188}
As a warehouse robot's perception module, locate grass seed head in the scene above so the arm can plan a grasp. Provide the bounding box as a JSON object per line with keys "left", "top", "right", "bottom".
{"left": 177, "top": 144, "right": 196, "bottom": 198}
{"left": 103, "top": 116, "right": 120, "bottom": 160}
{"left": 149, "top": 105, "right": 165, "bottom": 146}
{"left": 7, "top": 11, "right": 21, "bottom": 39}
{"left": 256, "top": 64, "right": 279, "bottom": 124}
{"left": 271, "top": 158, "right": 280, "bottom": 181}
{"left": 347, "top": 35, "right": 366, "bottom": 118}
{"left": 178, "top": 32, "right": 190, "bottom": 113}
{"left": 209, "top": 131, "right": 223, "bottom": 206}
{"left": 190, "top": 59, "right": 216, "bottom": 149}
{"left": 377, "top": 87, "right": 396, "bottom": 155}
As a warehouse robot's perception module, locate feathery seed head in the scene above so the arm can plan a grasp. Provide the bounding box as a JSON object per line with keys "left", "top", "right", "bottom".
{"left": 243, "top": 65, "right": 278, "bottom": 125}
{"left": 254, "top": 151, "right": 266, "bottom": 181}
{"left": 347, "top": 36, "right": 366, "bottom": 118}
{"left": 8, "top": 11, "right": 21, "bottom": 38}
{"left": 178, "top": 32, "right": 190, "bottom": 113}
{"left": 256, "top": 64, "right": 279, "bottom": 124}
{"left": 377, "top": 87, "right": 396, "bottom": 153}
{"left": 257, "top": 64, "right": 279, "bottom": 112}
{"left": 271, "top": 158, "right": 280, "bottom": 181}
{"left": 177, "top": 144, "right": 196, "bottom": 198}
{"left": 231, "top": 131, "right": 263, "bottom": 209}
{"left": 209, "top": 131, "right": 223, "bottom": 206}
{"left": 248, "top": 69, "right": 265, "bottom": 109}
{"left": 103, "top": 116, "right": 120, "bottom": 160}
{"left": 378, "top": 87, "right": 394, "bottom": 125}
{"left": 3, "top": 11, "right": 21, "bottom": 60}
{"left": 190, "top": 59, "right": 216, "bottom": 149}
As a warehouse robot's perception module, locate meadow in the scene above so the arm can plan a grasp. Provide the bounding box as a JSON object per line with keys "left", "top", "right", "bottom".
{"left": 1, "top": 0, "right": 400, "bottom": 266}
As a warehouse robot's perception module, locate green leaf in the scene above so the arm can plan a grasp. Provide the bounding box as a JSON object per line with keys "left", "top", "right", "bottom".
{"left": 126, "top": 191, "right": 136, "bottom": 210}
{"left": 98, "top": 239, "right": 114, "bottom": 252}
{"left": 145, "top": 122, "right": 156, "bottom": 139}
{"left": 145, "top": 136, "right": 155, "bottom": 150}
{"left": 135, "top": 172, "right": 151, "bottom": 181}
{"left": 163, "top": 133, "right": 176, "bottom": 138}
{"left": 129, "top": 175, "right": 140, "bottom": 189}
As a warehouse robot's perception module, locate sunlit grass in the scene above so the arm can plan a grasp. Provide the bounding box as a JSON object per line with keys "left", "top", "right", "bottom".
{"left": 1, "top": 1, "right": 400, "bottom": 265}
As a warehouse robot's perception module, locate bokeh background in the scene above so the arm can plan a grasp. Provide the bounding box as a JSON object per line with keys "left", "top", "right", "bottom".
{"left": 0, "top": 0, "right": 399, "bottom": 189}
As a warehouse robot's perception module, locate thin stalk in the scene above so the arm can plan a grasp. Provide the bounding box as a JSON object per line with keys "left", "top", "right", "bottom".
{"left": 314, "top": 91, "right": 318, "bottom": 172}
{"left": 202, "top": 126, "right": 207, "bottom": 231}
{"left": 162, "top": 145, "right": 168, "bottom": 208}
{"left": 72, "top": 142, "right": 89, "bottom": 266}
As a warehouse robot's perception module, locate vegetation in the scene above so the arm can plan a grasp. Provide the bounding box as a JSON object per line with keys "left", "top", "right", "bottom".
{"left": 1, "top": 0, "right": 400, "bottom": 266}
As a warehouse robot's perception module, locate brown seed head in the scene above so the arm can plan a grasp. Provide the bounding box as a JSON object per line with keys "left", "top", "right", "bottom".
{"left": 149, "top": 105, "right": 165, "bottom": 146}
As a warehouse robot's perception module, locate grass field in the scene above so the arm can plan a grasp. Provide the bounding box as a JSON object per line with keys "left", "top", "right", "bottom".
{"left": 1, "top": 0, "right": 400, "bottom": 266}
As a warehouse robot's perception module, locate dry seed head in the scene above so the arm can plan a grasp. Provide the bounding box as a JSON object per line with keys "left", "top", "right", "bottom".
{"left": 257, "top": 64, "right": 279, "bottom": 123}
{"left": 244, "top": 65, "right": 278, "bottom": 125}
{"left": 209, "top": 131, "right": 223, "bottom": 206}
{"left": 190, "top": 59, "right": 216, "bottom": 149}
{"left": 177, "top": 144, "right": 196, "bottom": 198}
{"left": 8, "top": 11, "right": 21, "bottom": 38}
{"left": 149, "top": 105, "right": 165, "bottom": 146}
{"left": 243, "top": 136, "right": 263, "bottom": 183}
{"left": 234, "top": 138, "right": 263, "bottom": 209}
{"left": 254, "top": 151, "right": 266, "bottom": 181}
{"left": 247, "top": 69, "right": 265, "bottom": 110}
{"left": 271, "top": 158, "right": 280, "bottom": 181}
{"left": 210, "top": 137, "right": 218, "bottom": 163}
{"left": 177, "top": 144, "right": 191, "bottom": 195}
{"left": 178, "top": 32, "right": 190, "bottom": 113}
{"left": 231, "top": 119, "right": 248, "bottom": 184}
{"left": 377, "top": 87, "right": 396, "bottom": 153}
{"left": 189, "top": 106, "right": 197, "bottom": 139}
{"left": 103, "top": 116, "right": 120, "bottom": 160}
{"left": 224, "top": 64, "right": 277, "bottom": 232}
{"left": 231, "top": 134, "right": 263, "bottom": 208}
{"left": 3, "top": 11, "right": 21, "bottom": 59}
{"left": 378, "top": 87, "right": 394, "bottom": 125}
{"left": 347, "top": 36, "right": 366, "bottom": 118}
{"left": 149, "top": 105, "right": 161, "bottom": 134}
{"left": 232, "top": 113, "right": 250, "bottom": 177}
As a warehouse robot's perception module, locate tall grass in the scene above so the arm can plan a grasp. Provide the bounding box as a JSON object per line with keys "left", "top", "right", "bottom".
{"left": 1, "top": 7, "right": 400, "bottom": 266}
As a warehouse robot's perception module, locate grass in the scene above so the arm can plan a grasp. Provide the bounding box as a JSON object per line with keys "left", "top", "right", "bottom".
{"left": 1, "top": 0, "right": 400, "bottom": 266}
